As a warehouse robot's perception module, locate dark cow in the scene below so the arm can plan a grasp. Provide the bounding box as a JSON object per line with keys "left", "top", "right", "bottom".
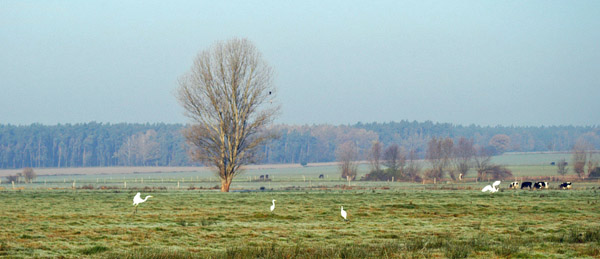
{"left": 559, "top": 182, "right": 572, "bottom": 190}
{"left": 319, "top": 174, "right": 324, "bottom": 179}
{"left": 259, "top": 175, "right": 265, "bottom": 180}
{"left": 534, "top": 181, "right": 548, "bottom": 189}
{"left": 509, "top": 181, "right": 519, "bottom": 189}
{"left": 265, "top": 174, "right": 269, "bottom": 179}
{"left": 521, "top": 181, "right": 533, "bottom": 189}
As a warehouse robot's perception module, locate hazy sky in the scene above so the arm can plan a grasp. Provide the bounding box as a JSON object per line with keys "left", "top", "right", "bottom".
{"left": 1, "top": 1, "right": 599, "bottom": 126}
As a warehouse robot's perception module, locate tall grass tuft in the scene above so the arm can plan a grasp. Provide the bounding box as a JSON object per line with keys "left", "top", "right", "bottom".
{"left": 107, "top": 248, "right": 196, "bottom": 259}
{"left": 80, "top": 245, "right": 109, "bottom": 255}
{"left": 550, "top": 227, "right": 600, "bottom": 243}
{"left": 444, "top": 240, "right": 470, "bottom": 259}
{"left": 0, "top": 241, "right": 10, "bottom": 255}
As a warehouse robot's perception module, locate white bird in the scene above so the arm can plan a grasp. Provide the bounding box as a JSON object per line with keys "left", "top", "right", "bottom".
{"left": 133, "top": 192, "right": 152, "bottom": 214}
{"left": 492, "top": 180, "right": 501, "bottom": 188}
{"left": 340, "top": 206, "right": 348, "bottom": 221}
{"left": 270, "top": 199, "right": 276, "bottom": 212}
{"left": 481, "top": 185, "right": 498, "bottom": 193}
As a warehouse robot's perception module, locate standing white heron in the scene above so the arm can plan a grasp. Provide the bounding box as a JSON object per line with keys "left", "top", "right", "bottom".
{"left": 340, "top": 206, "right": 348, "bottom": 221}
{"left": 270, "top": 199, "right": 276, "bottom": 212}
{"left": 133, "top": 192, "right": 152, "bottom": 214}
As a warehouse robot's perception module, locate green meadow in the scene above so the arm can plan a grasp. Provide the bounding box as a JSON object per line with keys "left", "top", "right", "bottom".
{"left": 1, "top": 152, "right": 599, "bottom": 258}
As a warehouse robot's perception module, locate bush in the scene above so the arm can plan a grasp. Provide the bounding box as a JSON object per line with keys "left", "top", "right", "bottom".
{"left": 361, "top": 170, "right": 391, "bottom": 181}
{"left": 588, "top": 167, "right": 600, "bottom": 178}
{"left": 5, "top": 175, "right": 18, "bottom": 183}
{"left": 80, "top": 185, "right": 94, "bottom": 190}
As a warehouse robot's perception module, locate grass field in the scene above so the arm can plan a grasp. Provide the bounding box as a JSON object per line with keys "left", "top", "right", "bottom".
{"left": 1, "top": 152, "right": 599, "bottom": 258}
{"left": 1, "top": 188, "right": 600, "bottom": 258}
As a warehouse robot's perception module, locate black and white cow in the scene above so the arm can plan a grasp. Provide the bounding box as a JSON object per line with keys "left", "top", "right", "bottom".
{"left": 521, "top": 181, "right": 533, "bottom": 189}
{"left": 534, "top": 181, "right": 548, "bottom": 189}
{"left": 509, "top": 182, "right": 519, "bottom": 189}
{"left": 559, "top": 182, "right": 572, "bottom": 190}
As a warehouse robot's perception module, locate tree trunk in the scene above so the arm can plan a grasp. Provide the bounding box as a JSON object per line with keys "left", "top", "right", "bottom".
{"left": 220, "top": 178, "right": 232, "bottom": 192}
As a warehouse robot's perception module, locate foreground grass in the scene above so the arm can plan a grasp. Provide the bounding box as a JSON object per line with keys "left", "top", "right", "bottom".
{"left": 1, "top": 187, "right": 600, "bottom": 258}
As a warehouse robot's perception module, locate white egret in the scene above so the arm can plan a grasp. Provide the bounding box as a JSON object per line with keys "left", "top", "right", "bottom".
{"left": 270, "top": 199, "right": 276, "bottom": 212}
{"left": 492, "top": 180, "right": 501, "bottom": 188}
{"left": 133, "top": 192, "right": 152, "bottom": 214}
{"left": 481, "top": 185, "right": 498, "bottom": 193}
{"left": 340, "top": 206, "right": 348, "bottom": 221}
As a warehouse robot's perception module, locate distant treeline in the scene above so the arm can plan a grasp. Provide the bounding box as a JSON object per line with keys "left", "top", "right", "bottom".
{"left": 0, "top": 121, "right": 598, "bottom": 169}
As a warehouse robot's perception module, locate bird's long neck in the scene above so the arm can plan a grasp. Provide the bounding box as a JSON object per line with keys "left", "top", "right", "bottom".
{"left": 272, "top": 200, "right": 275, "bottom": 205}
{"left": 143, "top": 196, "right": 151, "bottom": 202}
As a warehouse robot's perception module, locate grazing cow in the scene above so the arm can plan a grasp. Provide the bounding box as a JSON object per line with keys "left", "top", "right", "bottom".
{"left": 259, "top": 175, "right": 265, "bottom": 180}
{"left": 509, "top": 182, "right": 519, "bottom": 189}
{"left": 521, "top": 182, "right": 533, "bottom": 189}
{"left": 534, "top": 182, "right": 548, "bottom": 189}
{"left": 265, "top": 174, "right": 269, "bottom": 179}
{"left": 550, "top": 162, "right": 556, "bottom": 166}
{"left": 319, "top": 174, "right": 324, "bottom": 179}
{"left": 559, "top": 182, "right": 572, "bottom": 190}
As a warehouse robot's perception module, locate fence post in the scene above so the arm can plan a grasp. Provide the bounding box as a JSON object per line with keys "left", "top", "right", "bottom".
{"left": 177, "top": 181, "right": 180, "bottom": 189}
{"left": 12, "top": 181, "right": 15, "bottom": 190}
{"left": 124, "top": 181, "right": 127, "bottom": 189}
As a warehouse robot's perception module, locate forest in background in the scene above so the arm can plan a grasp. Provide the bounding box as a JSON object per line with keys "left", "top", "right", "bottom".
{"left": 0, "top": 121, "right": 598, "bottom": 169}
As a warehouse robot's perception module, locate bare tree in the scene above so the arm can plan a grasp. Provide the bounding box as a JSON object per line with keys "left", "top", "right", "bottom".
{"left": 426, "top": 137, "right": 453, "bottom": 180}
{"left": 405, "top": 149, "right": 422, "bottom": 182}
{"left": 117, "top": 130, "right": 160, "bottom": 166}
{"left": 367, "top": 141, "right": 383, "bottom": 173}
{"left": 474, "top": 146, "right": 493, "bottom": 181}
{"left": 556, "top": 158, "right": 568, "bottom": 177}
{"left": 572, "top": 141, "right": 588, "bottom": 179}
{"left": 138, "top": 130, "right": 160, "bottom": 166}
{"left": 177, "top": 38, "right": 279, "bottom": 192}
{"left": 453, "top": 137, "right": 474, "bottom": 179}
{"left": 473, "top": 146, "right": 512, "bottom": 181}
{"left": 587, "top": 153, "right": 599, "bottom": 178}
{"left": 336, "top": 141, "right": 358, "bottom": 181}
{"left": 22, "top": 167, "right": 36, "bottom": 183}
{"left": 383, "top": 144, "right": 406, "bottom": 177}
